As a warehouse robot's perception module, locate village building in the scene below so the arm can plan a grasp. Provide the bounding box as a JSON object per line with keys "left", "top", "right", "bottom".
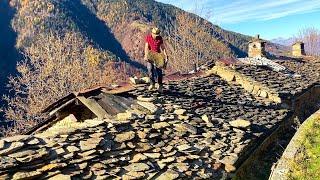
{"left": 292, "top": 41, "right": 306, "bottom": 57}
{"left": 248, "top": 35, "right": 266, "bottom": 58}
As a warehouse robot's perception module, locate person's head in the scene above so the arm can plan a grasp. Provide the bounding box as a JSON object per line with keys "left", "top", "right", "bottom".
{"left": 151, "top": 27, "right": 161, "bottom": 39}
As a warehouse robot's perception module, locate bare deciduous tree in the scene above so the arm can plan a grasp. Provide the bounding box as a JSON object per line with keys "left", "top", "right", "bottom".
{"left": 164, "top": 7, "right": 232, "bottom": 73}
{"left": 1, "top": 31, "right": 126, "bottom": 136}
{"left": 297, "top": 27, "right": 320, "bottom": 57}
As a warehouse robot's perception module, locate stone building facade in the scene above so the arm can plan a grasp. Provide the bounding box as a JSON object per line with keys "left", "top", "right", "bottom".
{"left": 292, "top": 42, "right": 306, "bottom": 57}
{"left": 248, "top": 35, "right": 266, "bottom": 58}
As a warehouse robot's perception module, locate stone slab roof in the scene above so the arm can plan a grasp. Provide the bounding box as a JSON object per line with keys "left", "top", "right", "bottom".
{"left": 0, "top": 73, "right": 289, "bottom": 179}
{"left": 235, "top": 58, "right": 320, "bottom": 99}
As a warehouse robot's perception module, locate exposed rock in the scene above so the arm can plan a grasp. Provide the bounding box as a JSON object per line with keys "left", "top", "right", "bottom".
{"left": 152, "top": 122, "right": 170, "bottom": 129}
{"left": 137, "top": 101, "right": 162, "bottom": 114}
{"left": 156, "top": 170, "right": 180, "bottom": 180}
{"left": 159, "top": 157, "right": 176, "bottom": 168}
{"left": 229, "top": 119, "right": 251, "bottom": 128}
{"left": 48, "top": 174, "right": 71, "bottom": 180}
{"left": 0, "top": 174, "right": 10, "bottom": 180}
{"left": 160, "top": 115, "right": 175, "bottom": 121}
{"left": 117, "top": 112, "right": 135, "bottom": 121}
{"left": 177, "top": 144, "right": 192, "bottom": 152}
{"left": 27, "top": 138, "right": 41, "bottom": 145}
{"left": 136, "top": 143, "right": 152, "bottom": 152}
{"left": 0, "top": 156, "right": 17, "bottom": 170}
{"left": 178, "top": 115, "right": 190, "bottom": 121}
{"left": 171, "top": 163, "right": 189, "bottom": 172}
{"left": 4, "top": 135, "right": 31, "bottom": 143}
{"left": 12, "top": 171, "right": 42, "bottom": 180}
{"left": 79, "top": 149, "right": 96, "bottom": 157}
{"left": 145, "top": 115, "right": 158, "bottom": 120}
{"left": 174, "top": 109, "right": 186, "bottom": 115}
{"left": 201, "top": 114, "right": 210, "bottom": 123}
{"left": 54, "top": 148, "right": 65, "bottom": 156}
{"left": 79, "top": 138, "right": 102, "bottom": 151}
{"left": 8, "top": 149, "right": 36, "bottom": 158}
{"left": 130, "top": 153, "right": 148, "bottom": 163}
{"left": 137, "top": 95, "right": 156, "bottom": 102}
{"left": 0, "top": 140, "right": 4, "bottom": 150}
{"left": 78, "top": 162, "right": 88, "bottom": 170}
{"left": 221, "top": 155, "right": 238, "bottom": 165}
{"left": 123, "top": 171, "right": 146, "bottom": 180}
{"left": 66, "top": 146, "right": 80, "bottom": 153}
{"left": 224, "top": 164, "right": 236, "bottom": 173}
{"left": 124, "top": 163, "right": 150, "bottom": 172}
{"left": 115, "top": 131, "right": 135, "bottom": 143}
{"left": 39, "top": 163, "right": 67, "bottom": 173}
{"left": 0, "top": 142, "right": 24, "bottom": 156}
{"left": 143, "top": 153, "right": 161, "bottom": 159}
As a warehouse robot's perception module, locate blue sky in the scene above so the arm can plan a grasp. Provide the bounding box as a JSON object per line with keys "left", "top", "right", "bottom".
{"left": 156, "top": 0, "right": 320, "bottom": 40}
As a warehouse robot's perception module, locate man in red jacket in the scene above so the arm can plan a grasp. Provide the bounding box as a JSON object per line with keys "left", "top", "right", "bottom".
{"left": 144, "top": 27, "right": 168, "bottom": 93}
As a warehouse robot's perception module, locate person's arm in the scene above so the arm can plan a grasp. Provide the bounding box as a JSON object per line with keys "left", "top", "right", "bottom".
{"left": 144, "top": 43, "right": 149, "bottom": 61}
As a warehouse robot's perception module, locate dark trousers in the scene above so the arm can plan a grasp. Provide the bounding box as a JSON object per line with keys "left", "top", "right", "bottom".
{"left": 147, "top": 62, "right": 163, "bottom": 85}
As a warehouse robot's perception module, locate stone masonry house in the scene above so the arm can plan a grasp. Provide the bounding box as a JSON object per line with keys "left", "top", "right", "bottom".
{"left": 248, "top": 35, "right": 266, "bottom": 58}
{"left": 292, "top": 41, "right": 306, "bottom": 57}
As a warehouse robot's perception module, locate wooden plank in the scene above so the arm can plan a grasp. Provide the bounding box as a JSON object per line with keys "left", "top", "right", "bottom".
{"left": 97, "top": 97, "right": 120, "bottom": 116}
{"left": 103, "top": 84, "right": 145, "bottom": 94}
{"left": 49, "top": 98, "right": 75, "bottom": 117}
{"left": 99, "top": 94, "right": 127, "bottom": 114}
{"left": 77, "top": 96, "right": 108, "bottom": 120}
{"left": 110, "top": 95, "right": 135, "bottom": 110}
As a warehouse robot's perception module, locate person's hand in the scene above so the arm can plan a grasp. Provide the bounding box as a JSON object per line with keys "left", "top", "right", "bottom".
{"left": 144, "top": 55, "right": 148, "bottom": 61}
{"left": 164, "top": 58, "right": 169, "bottom": 69}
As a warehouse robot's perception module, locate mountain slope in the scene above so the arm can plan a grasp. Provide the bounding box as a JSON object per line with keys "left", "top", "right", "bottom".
{"left": 7, "top": 0, "right": 285, "bottom": 75}
{"left": 0, "top": 1, "right": 21, "bottom": 97}
{"left": 81, "top": 0, "right": 253, "bottom": 67}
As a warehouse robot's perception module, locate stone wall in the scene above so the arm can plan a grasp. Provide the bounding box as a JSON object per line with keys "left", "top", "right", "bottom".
{"left": 235, "top": 87, "right": 320, "bottom": 179}
{"left": 285, "top": 85, "right": 320, "bottom": 121}
{"left": 248, "top": 41, "right": 266, "bottom": 58}
{"left": 292, "top": 43, "right": 306, "bottom": 57}
{"left": 269, "top": 109, "right": 320, "bottom": 180}
{"left": 208, "top": 64, "right": 281, "bottom": 103}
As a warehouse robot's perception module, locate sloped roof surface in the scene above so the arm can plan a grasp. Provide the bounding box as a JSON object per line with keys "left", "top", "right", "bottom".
{"left": 0, "top": 57, "right": 319, "bottom": 179}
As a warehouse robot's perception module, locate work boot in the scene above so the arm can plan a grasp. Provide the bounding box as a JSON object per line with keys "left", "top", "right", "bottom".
{"left": 158, "top": 84, "right": 163, "bottom": 93}
{"left": 148, "top": 84, "right": 155, "bottom": 91}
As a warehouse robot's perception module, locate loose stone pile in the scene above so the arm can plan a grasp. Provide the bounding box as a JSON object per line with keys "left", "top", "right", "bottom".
{"left": 0, "top": 75, "right": 289, "bottom": 179}
{"left": 238, "top": 57, "right": 287, "bottom": 72}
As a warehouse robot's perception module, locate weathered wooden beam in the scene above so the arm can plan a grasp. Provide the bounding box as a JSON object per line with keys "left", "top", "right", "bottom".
{"left": 77, "top": 96, "right": 108, "bottom": 120}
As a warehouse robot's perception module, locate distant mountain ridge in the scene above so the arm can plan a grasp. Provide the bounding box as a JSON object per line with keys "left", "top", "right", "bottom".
{"left": 271, "top": 37, "right": 296, "bottom": 46}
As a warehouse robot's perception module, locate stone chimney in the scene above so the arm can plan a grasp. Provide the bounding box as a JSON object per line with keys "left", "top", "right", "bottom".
{"left": 292, "top": 42, "right": 306, "bottom": 57}
{"left": 248, "top": 35, "right": 266, "bottom": 58}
